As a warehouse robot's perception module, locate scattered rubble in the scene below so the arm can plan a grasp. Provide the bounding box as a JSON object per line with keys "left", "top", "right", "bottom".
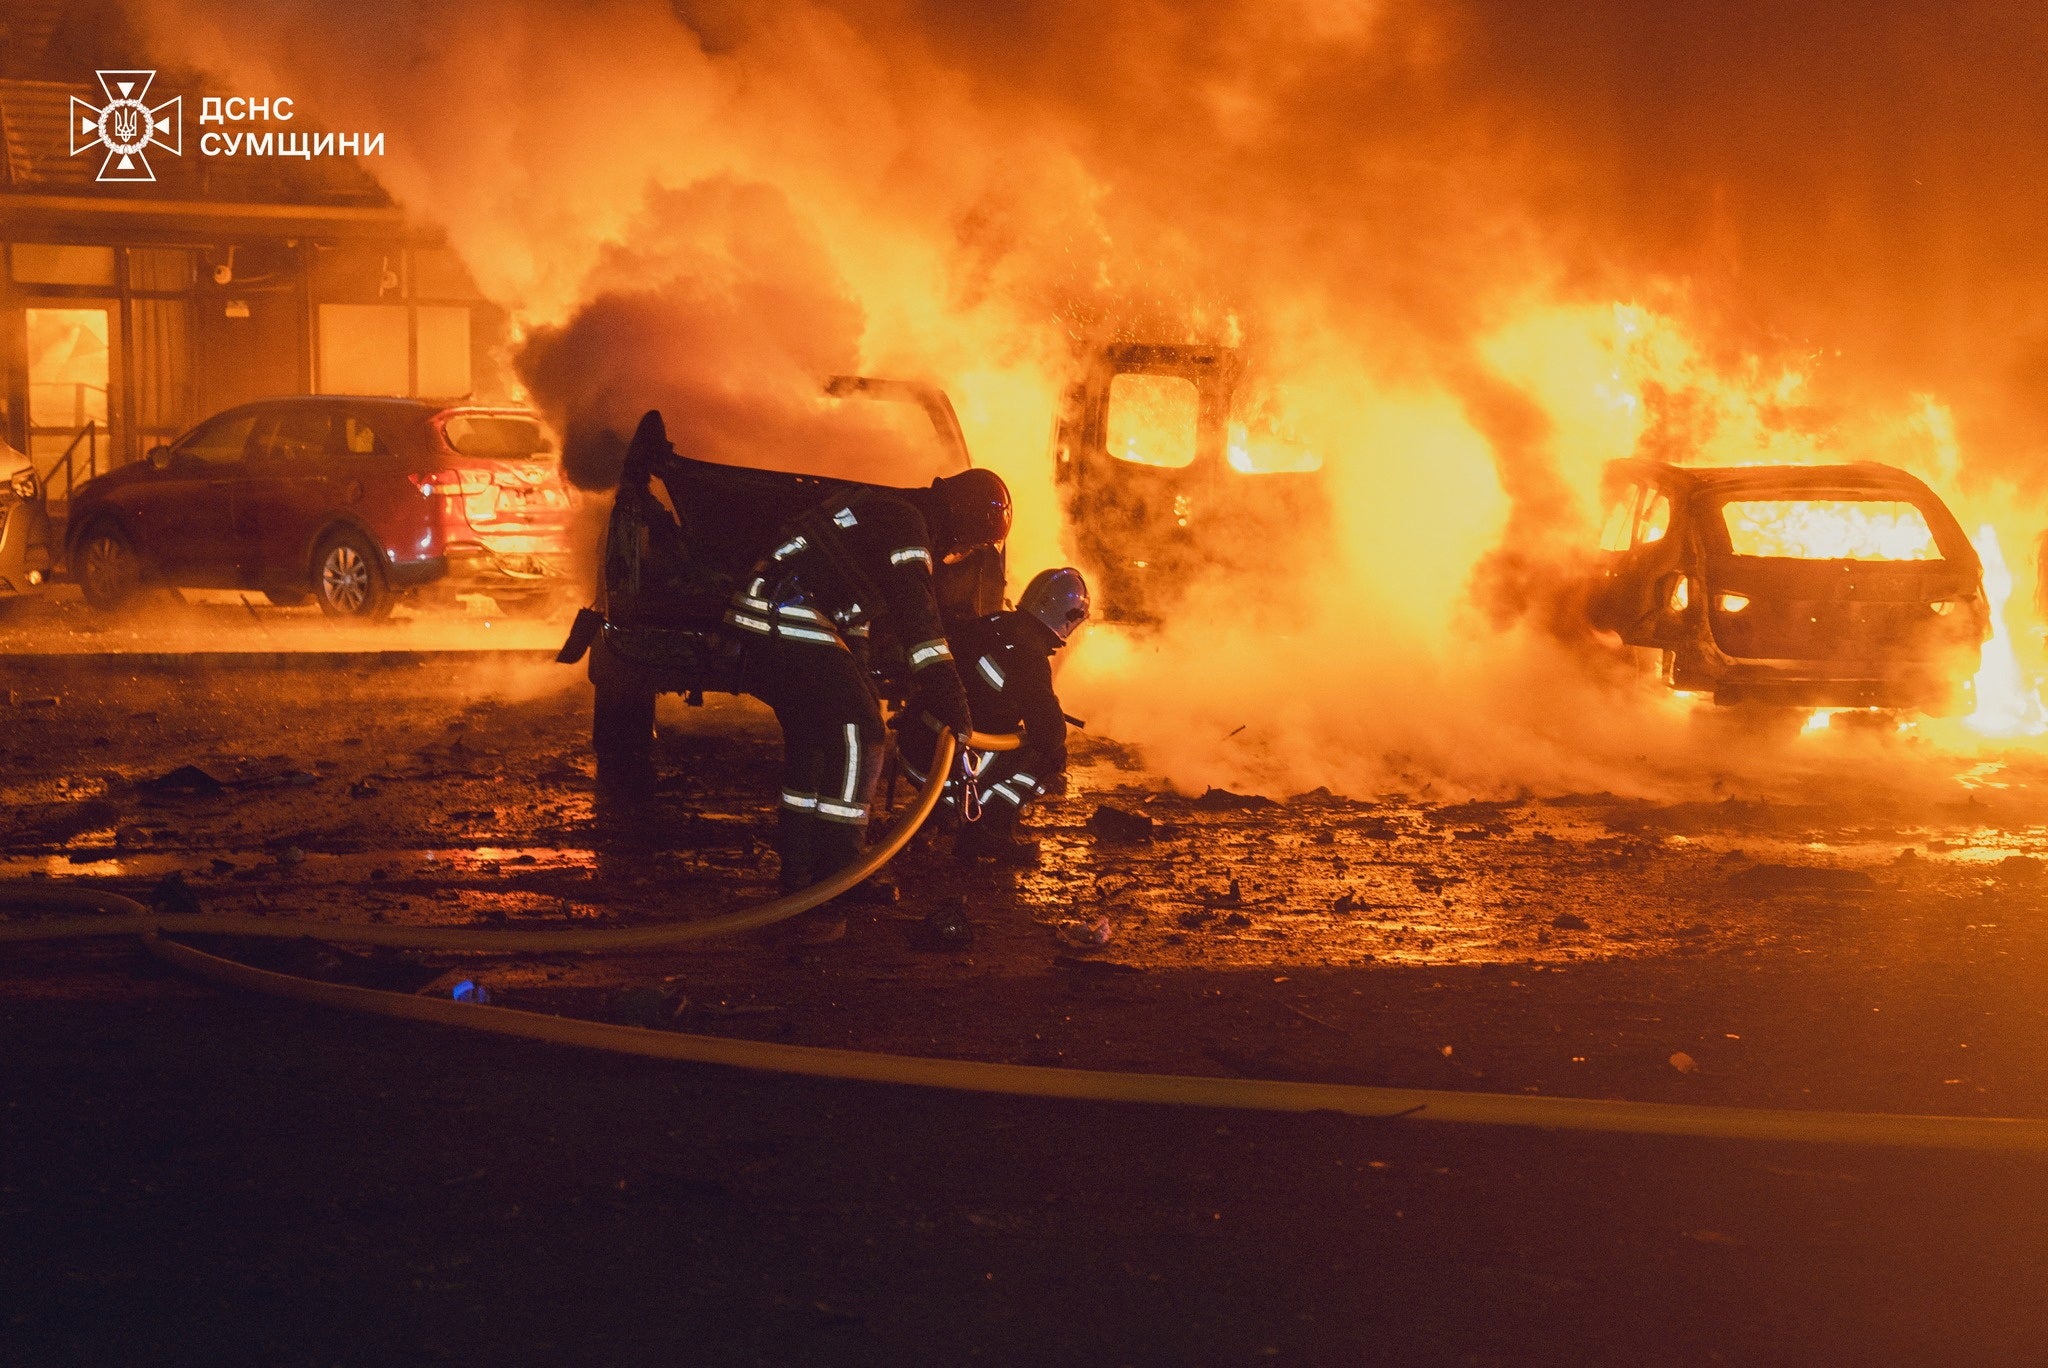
{"left": 1086, "top": 805, "right": 1155, "bottom": 843}
{"left": 1726, "top": 865, "right": 1879, "bottom": 895}
{"left": 141, "top": 764, "right": 225, "bottom": 796}
{"left": 1194, "top": 787, "right": 1279, "bottom": 811}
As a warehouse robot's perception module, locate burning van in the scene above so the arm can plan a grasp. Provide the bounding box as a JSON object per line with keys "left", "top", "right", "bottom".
{"left": 1054, "top": 343, "right": 1325, "bottom": 621}
{"left": 1588, "top": 460, "right": 1989, "bottom": 712}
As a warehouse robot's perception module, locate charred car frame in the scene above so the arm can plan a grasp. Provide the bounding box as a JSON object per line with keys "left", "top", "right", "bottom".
{"left": 1589, "top": 459, "right": 1989, "bottom": 712}
{"left": 567, "top": 378, "right": 1005, "bottom": 777}
{"left": 1054, "top": 342, "right": 1326, "bottom": 622}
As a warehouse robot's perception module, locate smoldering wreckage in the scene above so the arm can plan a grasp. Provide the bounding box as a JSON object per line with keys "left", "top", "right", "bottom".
{"left": 18, "top": 0, "right": 2048, "bottom": 1360}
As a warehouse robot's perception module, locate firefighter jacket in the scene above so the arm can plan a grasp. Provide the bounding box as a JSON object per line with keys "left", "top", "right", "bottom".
{"left": 952, "top": 610, "right": 1069, "bottom": 779}
{"left": 723, "top": 488, "right": 954, "bottom": 677}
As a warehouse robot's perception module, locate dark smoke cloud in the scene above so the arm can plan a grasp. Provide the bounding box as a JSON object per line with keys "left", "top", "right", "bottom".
{"left": 514, "top": 179, "right": 867, "bottom": 486}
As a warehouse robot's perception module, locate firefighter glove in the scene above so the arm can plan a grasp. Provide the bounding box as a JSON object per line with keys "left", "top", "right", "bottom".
{"left": 914, "top": 661, "right": 974, "bottom": 738}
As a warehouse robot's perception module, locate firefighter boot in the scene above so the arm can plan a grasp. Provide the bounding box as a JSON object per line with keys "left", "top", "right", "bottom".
{"left": 810, "top": 816, "right": 898, "bottom": 905}
{"left": 954, "top": 805, "right": 1042, "bottom": 866}
{"left": 775, "top": 801, "right": 817, "bottom": 893}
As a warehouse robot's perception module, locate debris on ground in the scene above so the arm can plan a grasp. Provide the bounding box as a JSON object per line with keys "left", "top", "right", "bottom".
{"left": 6, "top": 690, "right": 59, "bottom": 708}
{"left": 918, "top": 897, "right": 974, "bottom": 951}
{"left": 1058, "top": 916, "right": 1115, "bottom": 949}
{"left": 1194, "top": 786, "right": 1279, "bottom": 811}
{"left": 1551, "top": 912, "right": 1590, "bottom": 931}
{"left": 141, "top": 764, "right": 225, "bottom": 796}
{"left": 1726, "top": 865, "right": 1878, "bottom": 895}
{"left": 607, "top": 984, "right": 689, "bottom": 1027}
{"left": 148, "top": 871, "right": 202, "bottom": 916}
{"left": 1086, "top": 804, "right": 1155, "bottom": 843}
{"left": 1669, "top": 1052, "right": 1698, "bottom": 1073}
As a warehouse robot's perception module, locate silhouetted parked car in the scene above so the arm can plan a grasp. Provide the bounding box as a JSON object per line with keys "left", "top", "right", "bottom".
{"left": 65, "top": 397, "right": 575, "bottom": 619}
{"left": 0, "top": 440, "right": 53, "bottom": 610}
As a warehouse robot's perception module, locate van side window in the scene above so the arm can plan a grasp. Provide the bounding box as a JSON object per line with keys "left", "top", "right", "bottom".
{"left": 1635, "top": 490, "right": 1671, "bottom": 547}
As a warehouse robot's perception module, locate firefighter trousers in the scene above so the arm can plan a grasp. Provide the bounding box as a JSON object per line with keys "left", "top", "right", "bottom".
{"left": 740, "top": 636, "right": 886, "bottom": 891}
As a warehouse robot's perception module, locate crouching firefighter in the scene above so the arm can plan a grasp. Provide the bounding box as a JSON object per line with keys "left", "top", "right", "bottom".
{"left": 898, "top": 567, "right": 1091, "bottom": 865}
{"left": 728, "top": 467, "right": 1012, "bottom": 934}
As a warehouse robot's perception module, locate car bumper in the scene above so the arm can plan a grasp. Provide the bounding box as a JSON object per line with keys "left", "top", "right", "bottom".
{"left": 1673, "top": 651, "right": 1977, "bottom": 712}
{"left": 0, "top": 500, "right": 54, "bottom": 597}
{"left": 389, "top": 544, "right": 576, "bottom": 595}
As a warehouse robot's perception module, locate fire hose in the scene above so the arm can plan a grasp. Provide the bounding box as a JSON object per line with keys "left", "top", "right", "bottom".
{"left": 10, "top": 729, "right": 2048, "bottom": 1151}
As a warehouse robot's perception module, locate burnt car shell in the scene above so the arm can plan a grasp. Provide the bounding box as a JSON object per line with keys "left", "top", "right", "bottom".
{"left": 1054, "top": 342, "right": 1326, "bottom": 623}
{"left": 586, "top": 377, "right": 1005, "bottom": 707}
{"left": 1590, "top": 459, "right": 1988, "bottom": 711}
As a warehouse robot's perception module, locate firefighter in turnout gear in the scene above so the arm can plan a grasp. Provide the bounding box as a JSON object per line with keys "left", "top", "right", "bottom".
{"left": 728, "top": 468, "right": 1011, "bottom": 935}
{"left": 900, "top": 566, "right": 1091, "bottom": 865}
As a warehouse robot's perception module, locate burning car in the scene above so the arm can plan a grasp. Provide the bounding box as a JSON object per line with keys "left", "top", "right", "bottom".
{"left": 1588, "top": 459, "right": 1988, "bottom": 712}
{"left": 565, "top": 377, "right": 1005, "bottom": 781}
{"left": 1054, "top": 342, "right": 1325, "bottom": 622}
{"left": 65, "top": 397, "right": 576, "bottom": 620}
{"left": 0, "top": 440, "right": 53, "bottom": 608}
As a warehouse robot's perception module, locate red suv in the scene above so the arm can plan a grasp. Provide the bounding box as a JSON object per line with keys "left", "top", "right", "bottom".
{"left": 66, "top": 397, "right": 576, "bottom": 619}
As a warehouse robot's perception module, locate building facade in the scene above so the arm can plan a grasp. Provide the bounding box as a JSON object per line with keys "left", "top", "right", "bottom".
{"left": 0, "top": 11, "right": 508, "bottom": 506}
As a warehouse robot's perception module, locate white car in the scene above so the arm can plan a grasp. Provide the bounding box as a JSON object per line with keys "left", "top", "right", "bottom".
{"left": 0, "top": 442, "right": 53, "bottom": 606}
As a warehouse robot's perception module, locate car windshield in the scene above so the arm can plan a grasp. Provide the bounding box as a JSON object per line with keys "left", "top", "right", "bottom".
{"left": 697, "top": 387, "right": 964, "bottom": 488}
{"left": 442, "top": 414, "right": 554, "bottom": 458}
{"left": 802, "top": 392, "right": 961, "bottom": 487}
{"left": 1721, "top": 498, "right": 1941, "bottom": 561}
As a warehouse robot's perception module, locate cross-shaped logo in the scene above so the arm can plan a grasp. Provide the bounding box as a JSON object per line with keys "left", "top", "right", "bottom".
{"left": 70, "top": 70, "right": 182, "bottom": 183}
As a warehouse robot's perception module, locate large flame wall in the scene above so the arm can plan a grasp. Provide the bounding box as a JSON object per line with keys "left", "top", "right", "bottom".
{"left": 133, "top": 0, "right": 2048, "bottom": 794}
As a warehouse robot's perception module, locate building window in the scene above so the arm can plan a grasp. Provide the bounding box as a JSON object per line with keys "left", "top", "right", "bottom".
{"left": 415, "top": 305, "right": 472, "bottom": 398}
{"left": 317, "top": 303, "right": 410, "bottom": 397}
{"left": 11, "top": 244, "right": 118, "bottom": 287}
{"left": 315, "top": 296, "right": 473, "bottom": 398}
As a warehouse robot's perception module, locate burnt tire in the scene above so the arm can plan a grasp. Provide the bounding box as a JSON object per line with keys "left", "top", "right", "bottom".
{"left": 312, "top": 530, "right": 393, "bottom": 620}
{"left": 75, "top": 520, "right": 147, "bottom": 613}
{"left": 590, "top": 630, "right": 656, "bottom": 788}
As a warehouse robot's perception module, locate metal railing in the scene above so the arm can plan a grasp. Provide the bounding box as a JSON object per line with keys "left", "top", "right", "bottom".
{"left": 36, "top": 419, "right": 102, "bottom": 508}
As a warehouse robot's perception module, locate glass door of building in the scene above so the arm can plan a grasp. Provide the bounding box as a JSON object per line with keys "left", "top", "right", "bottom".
{"left": 26, "top": 303, "right": 120, "bottom": 504}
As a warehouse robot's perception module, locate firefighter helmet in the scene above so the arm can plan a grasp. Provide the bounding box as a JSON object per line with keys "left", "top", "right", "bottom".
{"left": 1019, "top": 566, "right": 1091, "bottom": 642}
{"left": 930, "top": 467, "right": 1011, "bottom": 553}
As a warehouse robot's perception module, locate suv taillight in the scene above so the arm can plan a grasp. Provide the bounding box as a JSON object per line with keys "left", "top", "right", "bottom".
{"left": 410, "top": 470, "right": 491, "bottom": 498}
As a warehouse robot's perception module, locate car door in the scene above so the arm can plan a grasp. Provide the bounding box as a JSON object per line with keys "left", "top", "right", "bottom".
{"left": 1587, "top": 479, "right": 1689, "bottom": 646}
{"left": 130, "top": 408, "right": 256, "bottom": 584}
{"left": 239, "top": 406, "right": 337, "bottom": 590}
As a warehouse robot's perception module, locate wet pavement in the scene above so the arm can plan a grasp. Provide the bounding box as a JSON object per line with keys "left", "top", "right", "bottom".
{"left": 13, "top": 641, "right": 2048, "bottom": 1363}
{"left": 7, "top": 645, "right": 2048, "bottom": 1117}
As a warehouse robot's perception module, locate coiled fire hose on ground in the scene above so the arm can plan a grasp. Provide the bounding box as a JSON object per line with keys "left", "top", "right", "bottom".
{"left": 9, "top": 731, "right": 2048, "bottom": 1151}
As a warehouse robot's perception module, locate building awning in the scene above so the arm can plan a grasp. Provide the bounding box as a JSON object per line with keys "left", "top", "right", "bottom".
{"left": 1, "top": 76, "right": 403, "bottom": 238}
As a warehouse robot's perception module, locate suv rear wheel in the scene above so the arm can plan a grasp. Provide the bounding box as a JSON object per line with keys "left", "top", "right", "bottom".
{"left": 312, "top": 529, "right": 394, "bottom": 620}
{"left": 76, "top": 521, "right": 146, "bottom": 612}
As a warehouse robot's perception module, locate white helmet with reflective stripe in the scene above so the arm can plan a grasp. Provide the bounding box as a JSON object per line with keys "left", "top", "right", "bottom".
{"left": 1019, "top": 567, "right": 1091, "bottom": 641}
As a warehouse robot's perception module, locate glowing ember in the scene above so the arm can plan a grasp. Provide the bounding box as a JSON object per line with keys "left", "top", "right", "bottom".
{"left": 1721, "top": 500, "right": 1940, "bottom": 561}
{"left": 1965, "top": 525, "right": 2046, "bottom": 737}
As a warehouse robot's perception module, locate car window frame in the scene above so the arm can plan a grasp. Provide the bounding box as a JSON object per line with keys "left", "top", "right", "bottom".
{"left": 174, "top": 408, "right": 261, "bottom": 468}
